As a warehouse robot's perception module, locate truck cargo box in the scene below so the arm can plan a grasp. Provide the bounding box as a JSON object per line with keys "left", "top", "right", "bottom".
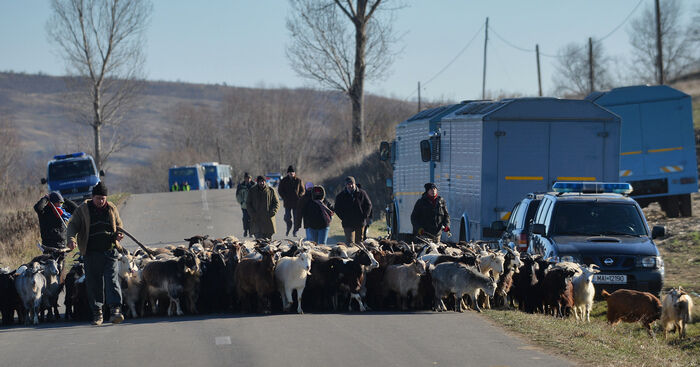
{"left": 587, "top": 85, "right": 698, "bottom": 217}
{"left": 388, "top": 98, "right": 621, "bottom": 242}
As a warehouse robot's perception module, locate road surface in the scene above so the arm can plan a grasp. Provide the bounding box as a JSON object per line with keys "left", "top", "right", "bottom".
{"left": 0, "top": 190, "right": 574, "bottom": 367}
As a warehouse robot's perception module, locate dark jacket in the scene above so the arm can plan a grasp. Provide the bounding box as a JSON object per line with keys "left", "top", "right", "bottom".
{"left": 410, "top": 193, "right": 450, "bottom": 237}
{"left": 278, "top": 176, "right": 305, "bottom": 209}
{"left": 34, "top": 197, "right": 77, "bottom": 248}
{"left": 297, "top": 186, "right": 335, "bottom": 230}
{"left": 334, "top": 188, "right": 372, "bottom": 228}
{"left": 236, "top": 180, "right": 255, "bottom": 210}
{"left": 246, "top": 184, "right": 280, "bottom": 234}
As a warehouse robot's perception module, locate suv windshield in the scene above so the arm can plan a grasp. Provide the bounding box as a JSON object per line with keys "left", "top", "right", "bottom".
{"left": 551, "top": 201, "right": 647, "bottom": 237}
{"left": 48, "top": 160, "right": 96, "bottom": 181}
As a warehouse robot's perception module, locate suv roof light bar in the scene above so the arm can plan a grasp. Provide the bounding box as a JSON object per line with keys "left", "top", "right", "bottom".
{"left": 552, "top": 182, "right": 632, "bottom": 195}
{"left": 53, "top": 152, "right": 86, "bottom": 160}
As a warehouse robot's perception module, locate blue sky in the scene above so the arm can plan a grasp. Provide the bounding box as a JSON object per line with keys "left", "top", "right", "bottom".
{"left": 1, "top": 0, "right": 696, "bottom": 101}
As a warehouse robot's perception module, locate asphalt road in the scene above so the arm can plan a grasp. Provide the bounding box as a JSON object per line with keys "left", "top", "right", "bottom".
{"left": 0, "top": 190, "right": 574, "bottom": 367}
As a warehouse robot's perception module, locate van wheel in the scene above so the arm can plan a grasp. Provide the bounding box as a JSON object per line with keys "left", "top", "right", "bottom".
{"left": 662, "top": 195, "right": 680, "bottom": 218}
{"left": 679, "top": 194, "right": 692, "bottom": 217}
{"left": 459, "top": 219, "right": 467, "bottom": 242}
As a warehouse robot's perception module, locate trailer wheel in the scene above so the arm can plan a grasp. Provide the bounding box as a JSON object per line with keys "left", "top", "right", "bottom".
{"left": 662, "top": 195, "right": 680, "bottom": 218}
{"left": 459, "top": 219, "right": 467, "bottom": 242}
{"left": 679, "top": 194, "right": 693, "bottom": 217}
{"left": 390, "top": 208, "right": 399, "bottom": 239}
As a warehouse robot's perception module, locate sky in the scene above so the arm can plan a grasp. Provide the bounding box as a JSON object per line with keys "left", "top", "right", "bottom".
{"left": 1, "top": 0, "right": 697, "bottom": 103}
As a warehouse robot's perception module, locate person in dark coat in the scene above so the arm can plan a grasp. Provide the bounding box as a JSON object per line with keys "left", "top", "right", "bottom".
{"left": 246, "top": 176, "right": 280, "bottom": 240}
{"left": 34, "top": 191, "right": 77, "bottom": 273}
{"left": 278, "top": 165, "right": 305, "bottom": 237}
{"left": 334, "top": 176, "right": 372, "bottom": 244}
{"left": 236, "top": 173, "right": 255, "bottom": 237}
{"left": 411, "top": 182, "right": 450, "bottom": 240}
{"left": 298, "top": 185, "right": 334, "bottom": 244}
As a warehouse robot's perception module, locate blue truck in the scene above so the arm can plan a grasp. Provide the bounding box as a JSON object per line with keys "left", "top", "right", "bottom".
{"left": 40, "top": 152, "right": 104, "bottom": 202}
{"left": 381, "top": 98, "right": 621, "bottom": 242}
{"left": 586, "top": 85, "right": 698, "bottom": 217}
{"left": 201, "top": 162, "right": 233, "bottom": 189}
{"left": 168, "top": 164, "right": 206, "bottom": 191}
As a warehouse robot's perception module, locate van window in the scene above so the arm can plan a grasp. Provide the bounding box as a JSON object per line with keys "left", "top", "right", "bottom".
{"left": 507, "top": 203, "right": 521, "bottom": 230}
{"left": 523, "top": 199, "right": 541, "bottom": 232}
{"left": 535, "top": 198, "right": 550, "bottom": 224}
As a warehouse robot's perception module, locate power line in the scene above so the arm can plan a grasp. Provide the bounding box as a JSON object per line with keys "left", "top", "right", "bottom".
{"left": 489, "top": 0, "right": 643, "bottom": 58}
{"left": 405, "top": 23, "right": 484, "bottom": 100}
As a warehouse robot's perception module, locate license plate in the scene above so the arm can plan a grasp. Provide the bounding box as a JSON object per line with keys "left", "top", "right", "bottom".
{"left": 593, "top": 274, "right": 627, "bottom": 284}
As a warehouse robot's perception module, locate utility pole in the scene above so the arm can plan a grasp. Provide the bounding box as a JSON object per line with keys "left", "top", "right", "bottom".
{"left": 536, "top": 44, "right": 542, "bottom": 97}
{"left": 482, "top": 17, "right": 488, "bottom": 100}
{"left": 588, "top": 37, "right": 595, "bottom": 93}
{"left": 655, "top": 0, "right": 664, "bottom": 84}
{"left": 417, "top": 81, "right": 421, "bottom": 112}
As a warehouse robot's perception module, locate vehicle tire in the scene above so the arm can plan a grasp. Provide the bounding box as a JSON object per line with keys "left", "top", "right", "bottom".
{"left": 679, "top": 194, "right": 692, "bottom": 217}
{"left": 390, "top": 208, "right": 399, "bottom": 240}
{"left": 663, "top": 195, "right": 680, "bottom": 218}
{"left": 459, "top": 219, "right": 467, "bottom": 242}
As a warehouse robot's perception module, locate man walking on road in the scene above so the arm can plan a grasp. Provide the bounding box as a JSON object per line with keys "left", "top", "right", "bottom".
{"left": 246, "top": 175, "right": 280, "bottom": 240}
{"left": 411, "top": 182, "right": 450, "bottom": 241}
{"left": 334, "top": 176, "right": 372, "bottom": 243}
{"left": 66, "top": 182, "right": 125, "bottom": 326}
{"left": 236, "top": 172, "right": 255, "bottom": 237}
{"left": 278, "top": 165, "right": 305, "bottom": 237}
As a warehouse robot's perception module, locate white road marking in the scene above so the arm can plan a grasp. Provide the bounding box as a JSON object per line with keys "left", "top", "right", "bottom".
{"left": 201, "top": 189, "right": 209, "bottom": 212}
{"left": 215, "top": 336, "right": 231, "bottom": 345}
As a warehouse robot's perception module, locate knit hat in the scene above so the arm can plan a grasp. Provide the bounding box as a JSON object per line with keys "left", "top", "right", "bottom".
{"left": 92, "top": 181, "right": 108, "bottom": 196}
{"left": 256, "top": 175, "right": 266, "bottom": 182}
{"left": 305, "top": 182, "right": 314, "bottom": 190}
{"left": 424, "top": 182, "right": 437, "bottom": 191}
{"left": 287, "top": 165, "right": 295, "bottom": 173}
{"left": 244, "top": 172, "right": 251, "bottom": 179}
{"left": 48, "top": 191, "right": 64, "bottom": 204}
{"left": 345, "top": 176, "right": 356, "bottom": 185}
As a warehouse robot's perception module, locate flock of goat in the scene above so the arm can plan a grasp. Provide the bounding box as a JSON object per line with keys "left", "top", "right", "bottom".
{"left": 0, "top": 237, "right": 693, "bottom": 339}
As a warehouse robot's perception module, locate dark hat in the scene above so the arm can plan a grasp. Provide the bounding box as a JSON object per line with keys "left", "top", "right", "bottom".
{"left": 287, "top": 166, "right": 295, "bottom": 173}
{"left": 345, "top": 176, "right": 356, "bottom": 185}
{"left": 424, "top": 182, "right": 437, "bottom": 191}
{"left": 48, "top": 191, "right": 64, "bottom": 204}
{"left": 256, "top": 175, "right": 266, "bottom": 182}
{"left": 244, "top": 172, "right": 251, "bottom": 179}
{"left": 92, "top": 181, "right": 108, "bottom": 196}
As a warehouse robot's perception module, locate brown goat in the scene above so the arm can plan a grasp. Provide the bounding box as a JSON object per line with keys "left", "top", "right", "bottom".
{"left": 602, "top": 289, "right": 662, "bottom": 336}
{"left": 234, "top": 248, "right": 277, "bottom": 313}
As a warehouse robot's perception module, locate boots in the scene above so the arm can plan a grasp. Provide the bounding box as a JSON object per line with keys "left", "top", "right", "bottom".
{"left": 109, "top": 306, "right": 124, "bottom": 324}
{"left": 91, "top": 310, "right": 103, "bottom": 326}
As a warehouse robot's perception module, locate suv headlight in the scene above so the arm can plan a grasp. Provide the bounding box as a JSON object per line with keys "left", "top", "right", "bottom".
{"left": 636, "top": 256, "right": 663, "bottom": 269}
{"left": 559, "top": 255, "right": 579, "bottom": 263}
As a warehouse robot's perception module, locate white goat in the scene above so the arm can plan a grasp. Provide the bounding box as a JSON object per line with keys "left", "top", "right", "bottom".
{"left": 118, "top": 252, "right": 142, "bottom": 318}
{"left": 660, "top": 287, "right": 694, "bottom": 339}
{"left": 15, "top": 262, "right": 46, "bottom": 325}
{"left": 477, "top": 251, "right": 505, "bottom": 309}
{"left": 572, "top": 264, "right": 598, "bottom": 322}
{"left": 274, "top": 250, "right": 313, "bottom": 314}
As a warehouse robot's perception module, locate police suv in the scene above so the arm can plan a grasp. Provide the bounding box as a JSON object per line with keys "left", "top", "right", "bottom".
{"left": 528, "top": 182, "right": 665, "bottom": 295}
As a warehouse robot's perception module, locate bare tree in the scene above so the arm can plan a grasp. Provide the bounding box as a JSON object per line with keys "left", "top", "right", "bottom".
{"left": 0, "top": 112, "right": 19, "bottom": 186}
{"left": 552, "top": 40, "right": 615, "bottom": 97}
{"left": 286, "top": 0, "right": 399, "bottom": 148}
{"left": 627, "top": 0, "right": 696, "bottom": 84}
{"left": 47, "top": 0, "right": 152, "bottom": 170}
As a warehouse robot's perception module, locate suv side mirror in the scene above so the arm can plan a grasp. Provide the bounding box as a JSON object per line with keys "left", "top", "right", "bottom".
{"left": 41, "top": 178, "right": 47, "bottom": 185}
{"left": 379, "top": 141, "right": 391, "bottom": 161}
{"left": 419, "top": 140, "right": 431, "bottom": 162}
{"left": 651, "top": 226, "right": 665, "bottom": 239}
{"left": 99, "top": 170, "right": 105, "bottom": 177}
{"left": 531, "top": 223, "right": 546, "bottom": 236}
{"left": 491, "top": 221, "right": 506, "bottom": 231}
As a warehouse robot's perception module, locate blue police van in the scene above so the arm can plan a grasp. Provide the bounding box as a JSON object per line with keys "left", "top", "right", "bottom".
{"left": 41, "top": 152, "right": 104, "bottom": 202}
{"left": 168, "top": 164, "right": 206, "bottom": 191}
{"left": 587, "top": 85, "right": 698, "bottom": 217}
{"left": 201, "top": 162, "right": 233, "bottom": 189}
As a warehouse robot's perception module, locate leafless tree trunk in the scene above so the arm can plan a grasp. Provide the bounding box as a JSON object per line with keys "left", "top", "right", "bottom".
{"left": 552, "top": 40, "right": 615, "bottom": 97}
{"left": 47, "top": 0, "right": 152, "bottom": 170}
{"left": 627, "top": 0, "right": 697, "bottom": 84}
{"left": 286, "top": 0, "right": 398, "bottom": 148}
{"left": 0, "top": 113, "right": 19, "bottom": 186}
